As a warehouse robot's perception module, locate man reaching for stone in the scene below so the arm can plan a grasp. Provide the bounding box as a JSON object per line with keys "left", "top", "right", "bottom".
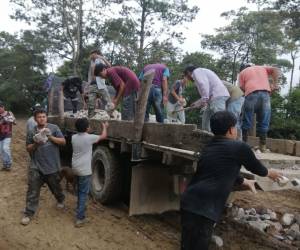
{"left": 180, "top": 111, "right": 283, "bottom": 250}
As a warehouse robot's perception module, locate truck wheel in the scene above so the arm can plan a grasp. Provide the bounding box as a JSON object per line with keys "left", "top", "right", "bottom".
{"left": 91, "top": 146, "right": 122, "bottom": 204}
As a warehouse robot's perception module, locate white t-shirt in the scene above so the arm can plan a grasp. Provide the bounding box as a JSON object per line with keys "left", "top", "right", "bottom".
{"left": 71, "top": 133, "right": 100, "bottom": 176}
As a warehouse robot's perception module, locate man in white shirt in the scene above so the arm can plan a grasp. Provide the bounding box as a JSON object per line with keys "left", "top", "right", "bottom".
{"left": 183, "top": 66, "right": 230, "bottom": 131}
{"left": 88, "top": 50, "right": 114, "bottom": 118}
{"left": 72, "top": 118, "right": 108, "bottom": 227}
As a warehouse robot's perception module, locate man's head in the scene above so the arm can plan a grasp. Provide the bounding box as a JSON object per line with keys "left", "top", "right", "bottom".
{"left": 0, "top": 101, "right": 5, "bottom": 114}
{"left": 34, "top": 109, "right": 47, "bottom": 126}
{"left": 210, "top": 111, "right": 237, "bottom": 139}
{"left": 75, "top": 118, "right": 89, "bottom": 133}
{"left": 90, "top": 49, "right": 101, "bottom": 61}
{"left": 239, "top": 63, "right": 253, "bottom": 72}
{"left": 94, "top": 63, "right": 108, "bottom": 78}
{"left": 183, "top": 66, "right": 197, "bottom": 81}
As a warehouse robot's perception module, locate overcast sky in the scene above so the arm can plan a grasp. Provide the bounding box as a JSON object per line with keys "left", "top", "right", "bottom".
{"left": 0, "top": 0, "right": 299, "bottom": 93}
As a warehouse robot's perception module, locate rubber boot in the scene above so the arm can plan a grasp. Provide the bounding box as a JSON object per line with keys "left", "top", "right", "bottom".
{"left": 259, "top": 133, "right": 267, "bottom": 153}
{"left": 242, "top": 129, "right": 248, "bottom": 143}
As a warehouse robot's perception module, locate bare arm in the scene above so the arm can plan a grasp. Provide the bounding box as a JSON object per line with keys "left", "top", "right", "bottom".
{"left": 162, "top": 77, "right": 168, "bottom": 104}
{"left": 96, "top": 122, "right": 109, "bottom": 143}
{"left": 114, "top": 81, "right": 125, "bottom": 106}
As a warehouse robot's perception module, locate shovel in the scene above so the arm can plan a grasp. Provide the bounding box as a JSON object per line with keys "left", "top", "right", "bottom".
{"left": 171, "top": 106, "right": 200, "bottom": 114}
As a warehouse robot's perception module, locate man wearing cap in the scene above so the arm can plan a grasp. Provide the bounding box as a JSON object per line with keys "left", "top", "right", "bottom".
{"left": 0, "top": 102, "right": 16, "bottom": 171}
{"left": 238, "top": 64, "right": 279, "bottom": 151}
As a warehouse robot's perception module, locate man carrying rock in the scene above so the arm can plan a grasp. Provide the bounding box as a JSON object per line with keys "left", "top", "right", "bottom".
{"left": 180, "top": 111, "right": 282, "bottom": 250}
{"left": 21, "top": 109, "right": 66, "bottom": 225}
{"left": 0, "top": 101, "right": 16, "bottom": 171}
{"left": 94, "top": 63, "right": 140, "bottom": 121}
{"left": 183, "top": 66, "right": 230, "bottom": 131}
{"left": 238, "top": 63, "right": 279, "bottom": 152}
{"left": 139, "top": 63, "right": 170, "bottom": 123}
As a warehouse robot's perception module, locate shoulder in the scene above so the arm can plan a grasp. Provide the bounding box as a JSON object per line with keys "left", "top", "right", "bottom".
{"left": 47, "top": 123, "right": 61, "bottom": 131}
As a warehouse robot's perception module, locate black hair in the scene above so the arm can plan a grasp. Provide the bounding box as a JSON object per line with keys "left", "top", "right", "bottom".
{"left": 239, "top": 63, "right": 252, "bottom": 72}
{"left": 33, "top": 109, "right": 47, "bottom": 118}
{"left": 210, "top": 111, "right": 237, "bottom": 136}
{"left": 94, "top": 63, "right": 108, "bottom": 76}
{"left": 0, "top": 101, "right": 4, "bottom": 107}
{"left": 75, "top": 118, "right": 89, "bottom": 133}
{"left": 90, "top": 49, "right": 101, "bottom": 55}
{"left": 183, "top": 65, "right": 197, "bottom": 76}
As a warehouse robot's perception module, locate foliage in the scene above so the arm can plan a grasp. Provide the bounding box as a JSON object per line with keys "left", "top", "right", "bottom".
{"left": 0, "top": 31, "right": 47, "bottom": 113}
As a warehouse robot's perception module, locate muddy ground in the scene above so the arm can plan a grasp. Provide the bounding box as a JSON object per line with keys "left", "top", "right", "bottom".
{"left": 0, "top": 119, "right": 299, "bottom": 250}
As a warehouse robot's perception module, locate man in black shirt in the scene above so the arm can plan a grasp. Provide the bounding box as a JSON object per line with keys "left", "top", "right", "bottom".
{"left": 61, "top": 77, "right": 86, "bottom": 115}
{"left": 180, "top": 111, "right": 282, "bottom": 250}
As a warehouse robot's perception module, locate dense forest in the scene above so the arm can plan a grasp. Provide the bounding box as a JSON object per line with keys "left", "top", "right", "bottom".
{"left": 0, "top": 0, "right": 299, "bottom": 139}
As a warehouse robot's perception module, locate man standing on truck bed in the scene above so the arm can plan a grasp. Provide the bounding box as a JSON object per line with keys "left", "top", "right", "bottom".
{"left": 88, "top": 50, "right": 115, "bottom": 118}
{"left": 94, "top": 63, "right": 140, "bottom": 121}
{"left": 139, "top": 63, "right": 170, "bottom": 123}
{"left": 238, "top": 63, "right": 279, "bottom": 152}
{"left": 21, "top": 109, "right": 66, "bottom": 226}
{"left": 183, "top": 66, "right": 230, "bottom": 132}
{"left": 61, "top": 76, "right": 86, "bottom": 116}
{"left": 180, "top": 111, "right": 282, "bottom": 250}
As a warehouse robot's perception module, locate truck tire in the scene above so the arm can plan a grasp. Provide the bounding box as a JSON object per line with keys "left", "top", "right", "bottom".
{"left": 90, "top": 146, "right": 122, "bottom": 204}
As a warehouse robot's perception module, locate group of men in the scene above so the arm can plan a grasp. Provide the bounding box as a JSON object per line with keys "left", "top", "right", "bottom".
{"left": 0, "top": 49, "right": 284, "bottom": 247}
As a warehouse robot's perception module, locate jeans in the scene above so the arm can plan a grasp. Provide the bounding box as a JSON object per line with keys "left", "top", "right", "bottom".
{"left": 25, "top": 169, "right": 65, "bottom": 217}
{"left": 242, "top": 91, "right": 271, "bottom": 135}
{"left": 76, "top": 175, "right": 91, "bottom": 220}
{"left": 227, "top": 96, "right": 245, "bottom": 139}
{"left": 64, "top": 96, "right": 78, "bottom": 114}
{"left": 122, "top": 91, "right": 137, "bottom": 121}
{"left": 181, "top": 210, "right": 215, "bottom": 250}
{"left": 166, "top": 101, "right": 185, "bottom": 124}
{"left": 202, "top": 96, "right": 229, "bottom": 131}
{"left": 145, "top": 85, "right": 164, "bottom": 123}
{"left": 0, "top": 138, "right": 12, "bottom": 168}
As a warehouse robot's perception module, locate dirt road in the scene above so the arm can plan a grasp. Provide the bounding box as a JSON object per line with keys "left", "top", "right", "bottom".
{"left": 0, "top": 119, "right": 299, "bottom": 250}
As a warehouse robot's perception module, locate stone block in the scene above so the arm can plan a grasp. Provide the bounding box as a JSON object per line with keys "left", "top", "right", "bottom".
{"left": 296, "top": 141, "right": 300, "bottom": 157}
{"left": 285, "top": 140, "right": 296, "bottom": 155}
{"left": 268, "top": 139, "right": 286, "bottom": 154}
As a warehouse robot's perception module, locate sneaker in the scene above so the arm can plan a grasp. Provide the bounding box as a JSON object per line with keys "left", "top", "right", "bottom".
{"left": 56, "top": 202, "right": 65, "bottom": 209}
{"left": 21, "top": 216, "right": 31, "bottom": 226}
{"left": 75, "top": 218, "right": 90, "bottom": 228}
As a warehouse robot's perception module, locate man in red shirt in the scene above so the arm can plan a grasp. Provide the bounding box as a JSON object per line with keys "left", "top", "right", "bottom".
{"left": 94, "top": 64, "right": 140, "bottom": 121}
{"left": 0, "top": 101, "right": 16, "bottom": 171}
{"left": 238, "top": 63, "right": 279, "bottom": 151}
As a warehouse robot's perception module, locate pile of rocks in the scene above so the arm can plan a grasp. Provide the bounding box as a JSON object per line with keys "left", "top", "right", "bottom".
{"left": 64, "top": 109, "right": 121, "bottom": 120}
{"left": 227, "top": 204, "right": 300, "bottom": 246}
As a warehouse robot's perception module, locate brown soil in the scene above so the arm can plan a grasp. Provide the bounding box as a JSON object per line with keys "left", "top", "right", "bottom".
{"left": 0, "top": 119, "right": 299, "bottom": 250}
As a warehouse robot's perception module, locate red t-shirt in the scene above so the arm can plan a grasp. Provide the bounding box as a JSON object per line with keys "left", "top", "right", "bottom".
{"left": 107, "top": 66, "right": 140, "bottom": 96}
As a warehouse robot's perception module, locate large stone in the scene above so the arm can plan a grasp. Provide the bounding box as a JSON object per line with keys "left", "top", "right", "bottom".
{"left": 294, "top": 214, "right": 300, "bottom": 225}
{"left": 211, "top": 235, "right": 223, "bottom": 248}
{"left": 281, "top": 213, "right": 295, "bottom": 226}
{"left": 286, "top": 140, "right": 296, "bottom": 155}
{"left": 268, "top": 139, "right": 286, "bottom": 154}
{"left": 236, "top": 208, "right": 245, "bottom": 219}
{"left": 296, "top": 142, "right": 300, "bottom": 157}
{"left": 248, "top": 221, "right": 270, "bottom": 232}
{"left": 266, "top": 222, "right": 283, "bottom": 236}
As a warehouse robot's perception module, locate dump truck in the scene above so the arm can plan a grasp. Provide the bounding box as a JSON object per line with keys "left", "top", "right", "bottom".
{"left": 47, "top": 70, "right": 300, "bottom": 215}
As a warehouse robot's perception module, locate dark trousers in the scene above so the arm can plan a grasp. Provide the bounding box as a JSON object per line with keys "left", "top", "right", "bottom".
{"left": 25, "top": 168, "right": 65, "bottom": 217}
{"left": 181, "top": 210, "right": 215, "bottom": 250}
{"left": 76, "top": 175, "right": 91, "bottom": 220}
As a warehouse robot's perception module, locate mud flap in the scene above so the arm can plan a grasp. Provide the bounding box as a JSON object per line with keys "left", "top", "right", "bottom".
{"left": 129, "top": 164, "right": 179, "bottom": 216}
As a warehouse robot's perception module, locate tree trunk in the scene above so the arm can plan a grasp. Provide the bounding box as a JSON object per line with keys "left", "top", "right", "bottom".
{"left": 73, "top": 0, "right": 83, "bottom": 76}
{"left": 289, "top": 51, "right": 296, "bottom": 94}
{"left": 137, "top": 0, "right": 146, "bottom": 71}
